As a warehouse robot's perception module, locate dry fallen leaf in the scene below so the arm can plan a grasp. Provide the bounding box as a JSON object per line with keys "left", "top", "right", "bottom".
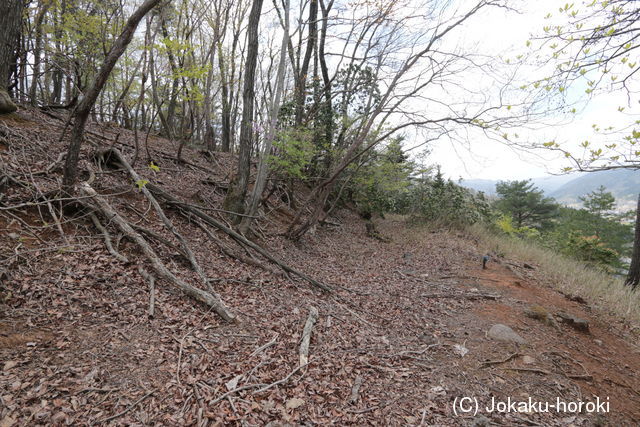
{"left": 285, "top": 397, "right": 305, "bottom": 410}
{"left": 225, "top": 375, "right": 243, "bottom": 391}
{"left": 0, "top": 415, "right": 16, "bottom": 427}
{"left": 3, "top": 361, "right": 17, "bottom": 371}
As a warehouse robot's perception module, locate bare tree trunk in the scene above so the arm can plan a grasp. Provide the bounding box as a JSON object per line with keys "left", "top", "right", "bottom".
{"left": 294, "top": 0, "right": 318, "bottom": 127}
{"left": 62, "top": 0, "right": 163, "bottom": 195}
{"left": 0, "top": 0, "right": 22, "bottom": 114}
{"left": 30, "top": 0, "right": 52, "bottom": 106}
{"left": 222, "top": 0, "right": 264, "bottom": 220}
{"left": 239, "top": 0, "right": 289, "bottom": 233}
{"left": 626, "top": 194, "right": 640, "bottom": 290}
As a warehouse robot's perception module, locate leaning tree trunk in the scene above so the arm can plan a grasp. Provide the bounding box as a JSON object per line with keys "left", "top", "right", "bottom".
{"left": 62, "top": 0, "right": 163, "bottom": 195}
{"left": 626, "top": 194, "right": 640, "bottom": 290}
{"left": 222, "top": 0, "right": 264, "bottom": 220}
{"left": 0, "top": 0, "right": 22, "bottom": 114}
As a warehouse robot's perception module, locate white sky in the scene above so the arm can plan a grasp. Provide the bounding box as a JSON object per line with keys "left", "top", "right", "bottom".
{"left": 424, "top": 0, "right": 640, "bottom": 180}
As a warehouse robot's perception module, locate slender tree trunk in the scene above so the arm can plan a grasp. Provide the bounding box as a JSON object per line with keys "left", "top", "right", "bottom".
{"left": 294, "top": 0, "right": 318, "bottom": 127}
{"left": 222, "top": 0, "right": 264, "bottom": 220}
{"left": 626, "top": 194, "right": 640, "bottom": 290}
{"left": 218, "top": 42, "right": 232, "bottom": 152}
{"left": 238, "top": 0, "right": 289, "bottom": 233}
{"left": 52, "top": 0, "right": 65, "bottom": 105}
{"left": 30, "top": 1, "right": 52, "bottom": 106}
{"left": 318, "top": 0, "right": 334, "bottom": 173}
{"left": 0, "top": 0, "right": 22, "bottom": 114}
{"left": 62, "top": 0, "right": 163, "bottom": 195}
{"left": 161, "top": 18, "right": 180, "bottom": 137}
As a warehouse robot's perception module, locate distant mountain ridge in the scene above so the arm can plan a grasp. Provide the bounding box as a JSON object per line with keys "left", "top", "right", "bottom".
{"left": 460, "top": 169, "right": 640, "bottom": 211}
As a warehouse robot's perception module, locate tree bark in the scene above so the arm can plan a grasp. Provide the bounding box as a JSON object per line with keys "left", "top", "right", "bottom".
{"left": 626, "top": 194, "right": 640, "bottom": 290}
{"left": 62, "top": 0, "right": 163, "bottom": 195}
{"left": 0, "top": 0, "right": 22, "bottom": 114}
{"left": 294, "top": 0, "right": 318, "bottom": 127}
{"left": 222, "top": 0, "right": 264, "bottom": 219}
{"left": 238, "top": 0, "right": 289, "bottom": 233}
{"left": 30, "top": 0, "right": 52, "bottom": 106}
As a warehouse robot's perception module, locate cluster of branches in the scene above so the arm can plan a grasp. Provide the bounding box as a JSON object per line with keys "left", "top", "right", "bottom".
{"left": 2, "top": 0, "right": 531, "bottom": 235}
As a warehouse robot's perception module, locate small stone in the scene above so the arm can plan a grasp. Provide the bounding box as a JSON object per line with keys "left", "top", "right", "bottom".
{"left": 487, "top": 324, "right": 527, "bottom": 345}
{"left": 522, "top": 355, "right": 536, "bottom": 364}
{"left": 594, "top": 339, "right": 603, "bottom": 346}
{"left": 472, "top": 415, "right": 491, "bottom": 427}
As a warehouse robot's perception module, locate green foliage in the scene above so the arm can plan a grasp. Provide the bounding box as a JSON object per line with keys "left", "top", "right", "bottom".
{"left": 348, "top": 137, "right": 414, "bottom": 216}
{"left": 563, "top": 233, "right": 619, "bottom": 270}
{"left": 527, "top": 0, "right": 640, "bottom": 170}
{"left": 493, "top": 189, "right": 631, "bottom": 271}
{"left": 408, "top": 168, "right": 493, "bottom": 227}
{"left": 579, "top": 185, "right": 616, "bottom": 216}
{"left": 546, "top": 206, "right": 632, "bottom": 262}
{"left": 135, "top": 179, "right": 149, "bottom": 189}
{"left": 495, "top": 180, "right": 559, "bottom": 230}
{"left": 494, "top": 214, "right": 541, "bottom": 239}
{"left": 334, "top": 65, "right": 381, "bottom": 116}
{"left": 269, "top": 129, "right": 315, "bottom": 180}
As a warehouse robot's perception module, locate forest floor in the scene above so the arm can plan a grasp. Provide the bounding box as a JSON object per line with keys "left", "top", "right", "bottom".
{"left": 1, "top": 108, "right": 639, "bottom": 426}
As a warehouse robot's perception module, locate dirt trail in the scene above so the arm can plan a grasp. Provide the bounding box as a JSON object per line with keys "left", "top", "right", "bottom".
{"left": 474, "top": 264, "right": 640, "bottom": 424}
{"left": 465, "top": 259, "right": 640, "bottom": 424}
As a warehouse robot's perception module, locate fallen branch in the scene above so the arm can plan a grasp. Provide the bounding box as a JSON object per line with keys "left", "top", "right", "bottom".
{"left": 146, "top": 182, "right": 332, "bottom": 292}
{"left": 138, "top": 267, "right": 155, "bottom": 318}
{"left": 480, "top": 352, "right": 520, "bottom": 368}
{"left": 80, "top": 183, "right": 235, "bottom": 322}
{"left": 194, "top": 218, "right": 279, "bottom": 275}
{"left": 130, "top": 223, "right": 185, "bottom": 257}
{"left": 95, "top": 389, "right": 156, "bottom": 425}
{"left": 348, "top": 375, "right": 363, "bottom": 405}
{"left": 208, "top": 363, "right": 308, "bottom": 406}
{"left": 420, "top": 293, "right": 501, "bottom": 300}
{"left": 250, "top": 333, "right": 279, "bottom": 358}
{"left": 501, "top": 367, "right": 550, "bottom": 375}
{"left": 299, "top": 306, "right": 319, "bottom": 367}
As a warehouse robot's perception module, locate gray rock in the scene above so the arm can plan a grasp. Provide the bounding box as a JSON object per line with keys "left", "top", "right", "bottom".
{"left": 487, "top": 324, "right": 527, "bottom": 345}
{"left": 471, "top": 415, "right": 491, "bottom": 426}
{"left": 556, "top": 312, "right": 590, "bottom": 333}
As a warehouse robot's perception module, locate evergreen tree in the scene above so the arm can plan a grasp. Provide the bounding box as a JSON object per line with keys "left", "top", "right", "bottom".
{"left": 579, "top": 185, "right": 616, "bottom": 217}
{"left": 495, "top": 180, "right": 559, "bottom": 230}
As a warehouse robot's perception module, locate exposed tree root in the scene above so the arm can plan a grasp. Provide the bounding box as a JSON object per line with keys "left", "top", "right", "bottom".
{"left": 193, "top": 219, "right": 280, "bottom": 276}
{"left": 90, "top": 212, "right": 128, "bottom": 263}
{"left": 144, "top": 182, "right": 332, "bottom": 293}
{"left": 80, "top": 182, "right": 236, "bottom": 322}
{"left": 95, "top": 148, "right": 214, "bottom": 292}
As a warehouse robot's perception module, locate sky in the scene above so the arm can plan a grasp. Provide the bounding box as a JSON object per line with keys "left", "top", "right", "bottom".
{"left": 422, "top": 0, "right": 640, "bottom": 181}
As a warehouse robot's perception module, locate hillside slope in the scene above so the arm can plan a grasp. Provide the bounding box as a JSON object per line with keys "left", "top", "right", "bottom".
{"left": 550, "top": 169, "right": 640, "bottom": 209}
{"left": 1, "top": 109, "right": 639, "bottom": 425}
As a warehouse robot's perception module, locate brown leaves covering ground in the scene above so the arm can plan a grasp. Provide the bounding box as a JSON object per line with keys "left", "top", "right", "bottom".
{"left": 1, "top": 109, "right": 639, "bottom": 426}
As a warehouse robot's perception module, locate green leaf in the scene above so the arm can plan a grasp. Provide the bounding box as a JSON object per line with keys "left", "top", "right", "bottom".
{"left": 135, "top": 179, "right": 149, "bottom": 189}
{"left": 148, "top": 162, "right": 160, "bottom": 172}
